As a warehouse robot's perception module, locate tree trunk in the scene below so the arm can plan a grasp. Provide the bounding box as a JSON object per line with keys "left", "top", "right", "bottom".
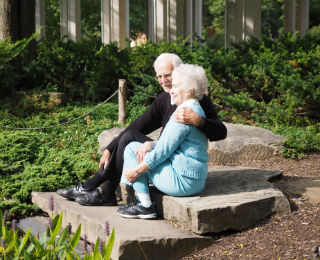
{"left": 0, "top": 0, "right": 20, "bottom": 41}
{"left": 0, "top": 0, "right": 35, "bottom": 42}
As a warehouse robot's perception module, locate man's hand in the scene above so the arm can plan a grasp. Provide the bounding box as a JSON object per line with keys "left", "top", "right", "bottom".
{"left": 124, "top": 168, "right": 139, "bottom": 183}
{"left": 174, "top": 107, "right": 205, "bottom": 128}
{"left": 99, "top": 149, "right": 110, "bottom": 168}
{"left": 135, "top": 141, "right": 153, "bottom": 163}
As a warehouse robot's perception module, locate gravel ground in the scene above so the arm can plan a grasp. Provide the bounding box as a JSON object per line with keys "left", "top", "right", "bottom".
{"left": 181, "top": 153, "right": 320, "bottom": 260}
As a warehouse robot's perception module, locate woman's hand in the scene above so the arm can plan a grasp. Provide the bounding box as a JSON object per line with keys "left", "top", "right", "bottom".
{"left": 99, "top": 149, "right": 111, "bottom": 168}
{"left": 174, "top": 107, "right": 205, "bottom": 128}
{"left": 124, "top": 168, "right": 140, "bottom": 183}
{"left": 135, "top": 141, "right": 154, "bottom": 163}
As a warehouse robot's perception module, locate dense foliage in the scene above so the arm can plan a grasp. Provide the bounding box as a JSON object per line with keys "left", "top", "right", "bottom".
{"left": 1, "top": 31, "right": 320, "bottom": 219}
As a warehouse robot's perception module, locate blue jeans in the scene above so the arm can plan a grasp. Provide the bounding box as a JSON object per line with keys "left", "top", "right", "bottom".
{"left": 121, "top": 142, "right": 206, "bottom": 196}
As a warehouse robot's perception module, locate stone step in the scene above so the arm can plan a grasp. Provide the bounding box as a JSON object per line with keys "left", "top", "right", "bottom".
{"left": 31, "top": 192, "right": 213, "bottom": 260}
{"left": 152, "top": 166, "right": 291, "bottom": 234}
{"left": 31, "top": 166, "right": 291, "bottom": 260}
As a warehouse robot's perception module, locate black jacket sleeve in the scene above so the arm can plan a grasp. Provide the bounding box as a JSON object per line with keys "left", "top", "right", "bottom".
{"left": 199, "top": 95, "right": 227, "bottom": 142}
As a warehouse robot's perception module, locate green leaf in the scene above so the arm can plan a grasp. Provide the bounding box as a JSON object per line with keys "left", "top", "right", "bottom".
{"left": 14, "top": 228, "right": 31, "bottom": 260}
{"left": 48, "top": 212, "right": 63, "bottom": 245}
{"left": 69, "top": 224, "right": 81, "bottom": 250}
{"left": 39, "top": 232, "right": 47, "bottom": 248}
{"left": 92, "top": 239, "right": 100, "bottom": 260}
{"left": 56, "top": 227, "right": 69, "bottom": 248}
{"left": 5, "top": 232, "right": 17, "bottom": 253}
{"left": 0, "top": 210, "right": 3, "bottom": 238}
{"left": 104, "top": 229, "right": 115, "bottom": 260}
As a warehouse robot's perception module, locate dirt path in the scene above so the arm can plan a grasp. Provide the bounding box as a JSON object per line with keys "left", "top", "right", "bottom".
{"left": 181, "top": 153, "right": 320, "bottom": 260}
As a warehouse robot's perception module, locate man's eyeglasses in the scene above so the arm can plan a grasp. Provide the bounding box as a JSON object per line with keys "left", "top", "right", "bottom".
{"left": 156, "top": 73, "right": 172, "bottom": 80}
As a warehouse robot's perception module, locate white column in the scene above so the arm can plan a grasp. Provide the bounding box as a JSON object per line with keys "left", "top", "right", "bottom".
{"left": 194, "top": 0, "right": 202, "bottom": 41}
{"left": 60, "top": 0, "right": 81, "bottom": 42}
{"left": 68, "top": 0, "right": 81, "bottom": 42}
{"left": 284, "top": 0, "right": 296, "bottom": 34}
{"left": 147, "top": 0, "right": 156, "bottom": 42}
{"left": 242, "top": 0, "right": 261, "bottom": 41}
{"left": 101, "top": 0, "right": 129, "bottom": 48}
{"left": 101, "top": 0, "right": 111, "bottom": 44}
{"left": 297, "top": 0, "right": 309, "bottom": 37}
{"left": 185, "top": 0, "right": 193, "bottom": 43}
{"left": 225, "top": 0, "right": 243, "bottom": 48}
{"left": 156, "top": 0, "right": 165, "bottom": 42}
{"left": 119, "top": 0, "right": 129, "bottom": 49}
{"left": 60, "top": 0, "right": 68, "bottom": 39}
{"left": 167, "top": 0, "right": 185, "bottom": 43}
{"left": 35, "top": 0, "right": 46, "bottom": 40}
{"left": 167, "top": 0, "right": 176, "bottom": 42}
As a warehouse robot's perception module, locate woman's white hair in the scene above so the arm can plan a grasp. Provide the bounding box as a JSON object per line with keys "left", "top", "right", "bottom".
{"left": 172, "top": 64, "right": 208, "bottom": 100}
{"left": 153, "top": 53, "right": 183, "bottom": 70}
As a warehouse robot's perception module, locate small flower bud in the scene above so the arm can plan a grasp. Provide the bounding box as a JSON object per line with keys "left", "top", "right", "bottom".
{"left": 3, "top": 211, "right": 8, "bottom": 226}
{"left": 49, "top": 196, "right": 54, "bottom": 212}
{"left": 99, "top": 238, "right": 104, "bottom": 254}
{"left": 83, "top": 234, "right": 88, "bottom": 254}
{"left": 12, "top": 219, "right": 17, "bottom": 232}
{"left": 105, "top": 221, "right": 110, "bottom": 237}
{"left": 67, "top": 222, "right": 72, "bottom": 234}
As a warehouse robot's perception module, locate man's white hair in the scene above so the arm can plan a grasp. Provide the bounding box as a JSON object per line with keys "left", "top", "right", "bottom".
{"left": 172, "top": 64, "right": 208, "bottom": 100}
{"left": 153, "top": 53, "right": 183, "bottom": 70}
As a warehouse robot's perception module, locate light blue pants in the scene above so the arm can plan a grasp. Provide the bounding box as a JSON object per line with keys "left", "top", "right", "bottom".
{"left": 121, "top": 142, "right": 206, "bottom": 196}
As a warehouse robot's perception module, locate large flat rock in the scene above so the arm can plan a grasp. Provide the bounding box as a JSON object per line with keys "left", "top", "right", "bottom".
{"left": 97, "top": 123, "right": 286, "bottom": 164}
{"left": 32, "top": 167, "right": 290, "bottom": 259}
{"left": 31, "top": 192, "right": 213, "bottom": 260}
{"left": 153, "top": 166, "right": 291, "bottom": 234}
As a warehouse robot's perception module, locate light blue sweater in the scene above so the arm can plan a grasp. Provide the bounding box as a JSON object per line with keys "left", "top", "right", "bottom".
{"left": 144, "top": 99, "right": 209, "bottom": 179}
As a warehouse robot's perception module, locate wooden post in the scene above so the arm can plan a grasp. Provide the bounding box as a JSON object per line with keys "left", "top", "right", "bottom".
{"left": 118, "top": 79, "right": 127, "bottom": 124}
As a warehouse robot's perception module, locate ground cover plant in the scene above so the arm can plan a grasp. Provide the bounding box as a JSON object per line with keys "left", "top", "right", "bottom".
{"left": 0, "top": 33, "right": 319, "bottom": 220}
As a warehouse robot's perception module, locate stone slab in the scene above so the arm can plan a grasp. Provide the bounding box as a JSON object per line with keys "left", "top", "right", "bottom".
{"left": 31, "top": 192, "right": 213, "bottom": 260}
{"left": 152, "top": 166, "right": 291, "bottom": 234}
{"left": 97, "top": 123, "right": 286, "bottom": 164}
{"left": 282, "top": 178, "right": 320, "bottom": 203}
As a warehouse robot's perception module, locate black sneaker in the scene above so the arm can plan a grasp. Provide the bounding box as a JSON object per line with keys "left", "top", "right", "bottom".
{"left": 117, "top": 202, "right": 157, "bottom": 219}
{"left": 56, "top": 183, "right": 92, "bottom": 200}
{"left": 118, "top": 198, "right": 140, "bottom": 210}
{"left": 75, "top": 187, "right": 117, "bottom": 206}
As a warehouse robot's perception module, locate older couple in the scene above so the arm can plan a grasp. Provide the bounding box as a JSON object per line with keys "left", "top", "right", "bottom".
{"left": 57, "top": 53, "right": 227, "bottom": 219}
{"left": 118, "top": 63, "right": 210, "bottom": 218}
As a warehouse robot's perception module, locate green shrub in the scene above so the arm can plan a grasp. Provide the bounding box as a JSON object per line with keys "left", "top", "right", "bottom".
{"left": 0, "top": 100, "right": 120, "bottom": 217}
{"left": 272, "top": 123, "right": 320, "bottom": 159}
{"left": 209, "top": 34, "right": 320, "bottom": 126}
{"left": 0, "top": 34, "right": 37, "bottom": 96}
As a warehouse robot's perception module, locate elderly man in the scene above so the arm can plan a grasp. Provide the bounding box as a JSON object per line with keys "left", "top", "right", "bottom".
{"left": 57, "top": 53, "right": 227, "bottom": 206}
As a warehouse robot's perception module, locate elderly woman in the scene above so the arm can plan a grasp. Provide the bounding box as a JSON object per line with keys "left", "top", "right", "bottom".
{"left": 117, "top": 64, "right": 209, "bottom": 219}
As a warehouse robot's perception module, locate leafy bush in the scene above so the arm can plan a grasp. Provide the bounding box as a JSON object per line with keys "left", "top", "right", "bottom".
{"left": 208, "top": 34, "right": 320, "bottom": 127}
{"left": 0, "top": 34, "right": 37, "bottom": 97}
{"left": 21, "top": 39, "right": 128, "bottom": 102}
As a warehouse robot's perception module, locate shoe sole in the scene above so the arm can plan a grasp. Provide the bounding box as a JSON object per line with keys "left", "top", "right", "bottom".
{"left": 117, "top": 211, "right": 157, "bottom": 219}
